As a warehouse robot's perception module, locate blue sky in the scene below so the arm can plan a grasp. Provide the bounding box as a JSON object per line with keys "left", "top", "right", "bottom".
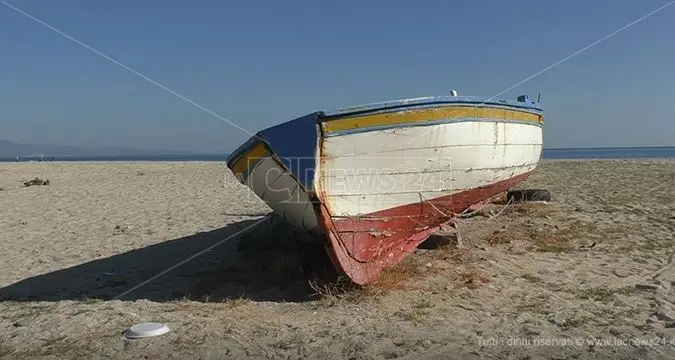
{"left": 1, "top": 0, "right": 674, "bottom": 153}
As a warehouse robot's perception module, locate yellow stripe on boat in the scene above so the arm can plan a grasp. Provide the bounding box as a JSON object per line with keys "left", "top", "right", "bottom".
{"left": 230, "top": 142, "right": 271, "bottom": 176}
{"left": 322, "top": 106, "right": 543, "bottom": 133}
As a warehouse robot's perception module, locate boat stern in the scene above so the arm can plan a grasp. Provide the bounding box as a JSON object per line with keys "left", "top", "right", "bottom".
{"left": 225, "top": 113, "right": 324, "bottom": 233}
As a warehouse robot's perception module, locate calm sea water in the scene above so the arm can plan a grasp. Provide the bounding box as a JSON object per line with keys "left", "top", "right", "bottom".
{"left": 1, "top": 147, "right": 674, "bottom": 162}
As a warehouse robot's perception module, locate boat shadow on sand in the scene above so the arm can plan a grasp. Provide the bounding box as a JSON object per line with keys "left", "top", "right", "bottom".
{"left": 0, "top": 216, "right": 341, "bottom": 303}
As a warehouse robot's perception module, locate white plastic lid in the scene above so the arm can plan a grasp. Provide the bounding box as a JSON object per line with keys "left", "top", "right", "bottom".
{"left": 123, "top": 322, "right": 170, "bottom": 339}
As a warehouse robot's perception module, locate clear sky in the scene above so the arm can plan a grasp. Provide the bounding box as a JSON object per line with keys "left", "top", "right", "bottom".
{"left": 1, "top": 0, "right": 674, "bottom": 153}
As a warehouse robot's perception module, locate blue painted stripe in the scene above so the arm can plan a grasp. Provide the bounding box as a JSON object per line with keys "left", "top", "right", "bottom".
{"left": 254, "top": 112, "right": 320, "bottom": 190}
{"left": 323, "top": 117, "right": 542, "bottom": 137}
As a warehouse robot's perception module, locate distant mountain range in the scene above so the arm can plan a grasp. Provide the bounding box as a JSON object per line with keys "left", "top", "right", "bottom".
{"left": 0, "top": 139, "right": 197, "bottom": 158}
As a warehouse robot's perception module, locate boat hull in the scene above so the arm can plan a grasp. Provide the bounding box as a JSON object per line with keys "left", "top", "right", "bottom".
{"left": 227, "top": 95, "right": 544, "bottom": 284}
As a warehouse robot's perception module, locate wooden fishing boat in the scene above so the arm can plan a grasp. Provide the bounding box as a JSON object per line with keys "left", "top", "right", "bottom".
{"left": 227, "top": 93, "right": 544, "bottom": 284}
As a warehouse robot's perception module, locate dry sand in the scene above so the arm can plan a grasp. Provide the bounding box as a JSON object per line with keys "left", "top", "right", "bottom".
{"left": 0, "top": 160, "right": 674, "bottom": 359}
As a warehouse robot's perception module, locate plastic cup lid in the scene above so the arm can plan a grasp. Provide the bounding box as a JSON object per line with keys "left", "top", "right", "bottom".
{"left": 124, "top": 322, "right": 170, "bottom": 339}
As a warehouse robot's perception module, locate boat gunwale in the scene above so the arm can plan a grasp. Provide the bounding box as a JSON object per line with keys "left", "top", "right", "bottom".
{"left": 319, "top": 95, "right": 543, "bottom": 120}
{"left": 226, "top": 136, "right": 260, "bottom": 169}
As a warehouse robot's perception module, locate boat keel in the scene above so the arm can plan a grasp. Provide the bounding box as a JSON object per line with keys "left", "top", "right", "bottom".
{"left": 316, "top": 172, "right": 534, "bottom": 285}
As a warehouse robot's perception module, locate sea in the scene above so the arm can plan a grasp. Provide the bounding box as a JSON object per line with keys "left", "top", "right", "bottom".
{"left": 1, "top": 147, "right": 674, "bottom": 162}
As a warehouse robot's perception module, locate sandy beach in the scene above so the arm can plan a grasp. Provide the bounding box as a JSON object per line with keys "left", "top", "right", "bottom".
{"left": 0, "top": 159, "right": 674, "bottom": 359}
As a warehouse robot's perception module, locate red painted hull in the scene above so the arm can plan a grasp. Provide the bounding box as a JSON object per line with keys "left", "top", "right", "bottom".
{"left": 315, "top": 171, "right": 533, "bottom": 284}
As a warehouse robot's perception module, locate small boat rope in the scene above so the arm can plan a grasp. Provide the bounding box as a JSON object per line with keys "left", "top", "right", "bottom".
{"left": 419, "top": 192, "right": 517, "bottom": 220}
{"left": 488, "top": 195, "right": 514, "bottom": 218}
{"left": 418, "top": 192, "right": 454, "bottom": 218}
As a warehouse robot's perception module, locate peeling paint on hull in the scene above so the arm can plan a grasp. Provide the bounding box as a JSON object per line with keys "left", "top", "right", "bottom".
{"left": 318, "top": 171, "right": 533, "bottom": 284}
{"left": 226, "top": 94, "right": 544, "bottom": 284}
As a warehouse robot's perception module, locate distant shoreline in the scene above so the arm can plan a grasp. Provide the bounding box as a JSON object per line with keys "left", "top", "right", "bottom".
{"left": 0, "top": 153, "right": 230, "bottom": 163}
{"left": 1, "top": 146, "right": 674, "bottom": 162}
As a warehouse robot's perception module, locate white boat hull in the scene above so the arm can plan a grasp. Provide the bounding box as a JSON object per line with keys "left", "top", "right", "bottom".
{"left": 227, "top": 94, "right": 545, "bottom": 284}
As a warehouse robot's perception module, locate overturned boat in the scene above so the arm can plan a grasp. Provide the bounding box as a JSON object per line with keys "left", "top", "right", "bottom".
{"left": 227, "top": 92, "right": 544, "bottom": 284}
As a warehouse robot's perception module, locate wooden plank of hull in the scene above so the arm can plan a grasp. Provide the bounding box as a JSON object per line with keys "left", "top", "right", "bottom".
{"left": 319, "top": 121, "right": 542, "bottom": 217}
{"left": 321, "top": 118, "right": 543, "bottom": 160}
{"left": 244, "top": 156, "right": 320, "bottom": 232}
{"left": 322, "top": 118, "right": 542, "bottom": 158}
{"left": 322, "top": 162, "right": 538, "bottom": 217}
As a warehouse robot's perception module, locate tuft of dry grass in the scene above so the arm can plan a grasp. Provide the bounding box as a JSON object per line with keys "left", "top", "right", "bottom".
{"left": 531, "top": 234, "right": 574, "bottom": 253}
{"left": 393, "top": 300, "right": 435, "bottom": 323}
{"left": 369, "top": 257, "right": 422, "bottom": 291}
{"left": 454, "top": 267, "right": 490, "bottom": 289}
{"left": 309, "top": 260, "right": 421, "bottom": 306}
{"left": 308, "top": 246, "right": 468, "bottom": 305}
{"left": 485, "top": 201, "right": 600, "bottom": 253}
{"left": 487, "top": 228, "right": 518, "bottom": 245}
{"left": 502, "top": 203, "right": 554, "bottom": 218}
{"left": 574, "top": 286, "right": 639, "bottom": 303}
{"left": 531, "top": 220, "right": 600, "bottom": 253}
{"left": 222, "top": 295, "right": 252, "bottom": 308}
{"left": 394, "top": 308, "right": 430, "bottom": 323}
{"left": 22, "top": 177, "right": 49, "bottom": 187}
{"left": 309, "top": 277, "right": 370, "bottom": 306}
